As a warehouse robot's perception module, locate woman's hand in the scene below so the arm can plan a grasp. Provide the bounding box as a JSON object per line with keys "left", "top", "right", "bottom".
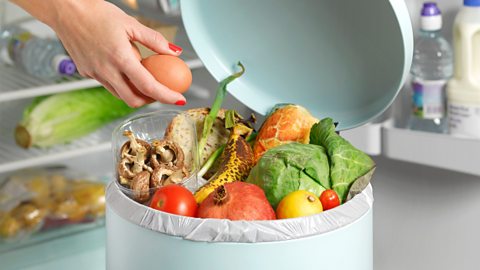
{"left": 11, "top": 0, "right": 187, "bottom": 107}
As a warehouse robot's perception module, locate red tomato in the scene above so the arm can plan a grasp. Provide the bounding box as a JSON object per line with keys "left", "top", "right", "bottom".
{"left": 319, "top": 189, "right": 340, "bottom": 210}
{"left": 149, "top": 185, "right": 197, "bottom": 217}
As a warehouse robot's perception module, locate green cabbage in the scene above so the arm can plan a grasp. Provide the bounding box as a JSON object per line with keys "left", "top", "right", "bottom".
{"left": 310, "top": 118, "right": 375, "bottom": 203}
{"left": 15, "top": 86, "right": 137, "bottom": 148}
{"left": 246, "top": 143, "right": 330, "bottom": 208}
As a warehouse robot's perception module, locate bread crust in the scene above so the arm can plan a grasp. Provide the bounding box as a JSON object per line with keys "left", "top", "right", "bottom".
{"left": 164, "top": 108, "right": 231, "bottom": 171}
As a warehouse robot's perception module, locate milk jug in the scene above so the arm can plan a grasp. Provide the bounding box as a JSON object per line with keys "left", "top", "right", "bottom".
{"left": 447, "top": 0, "right": 480, "bottom": 138}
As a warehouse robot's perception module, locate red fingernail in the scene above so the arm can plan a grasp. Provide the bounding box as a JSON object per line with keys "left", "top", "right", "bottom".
{"left": 175, "top": 100, "right": 186, "bottom": 106}
{"left": 168, "top": 43, "right": 183, "bottom": 53}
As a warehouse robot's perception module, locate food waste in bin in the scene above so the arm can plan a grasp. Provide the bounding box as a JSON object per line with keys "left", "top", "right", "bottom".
{"left": 114, "top": 63, "right": 376, "bottom": 221}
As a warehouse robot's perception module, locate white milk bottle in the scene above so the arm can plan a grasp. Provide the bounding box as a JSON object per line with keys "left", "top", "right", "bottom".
{"left": 447, "top": 0, "right": 480, "bottom": 138}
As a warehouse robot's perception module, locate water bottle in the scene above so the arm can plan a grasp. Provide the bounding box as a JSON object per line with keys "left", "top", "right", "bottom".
{"left": 0, "top": 25, "right": 76, "bottom": 78}
{"left": 407, "top": 2, "right": 453, "bottom": 133}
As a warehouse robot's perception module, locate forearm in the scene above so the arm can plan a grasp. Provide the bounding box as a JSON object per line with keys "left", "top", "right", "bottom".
{"left": 9, "top": 0, "right": 99, "bottom": 30}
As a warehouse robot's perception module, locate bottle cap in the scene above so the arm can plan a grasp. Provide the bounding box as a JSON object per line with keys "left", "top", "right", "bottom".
{"left": 58, "top": 59, "right": 76, "bottom": 75}
{"left": 421, "top": 2, "right": 441, "bottom": 16}
{"left": 420, "top": 2, "right": 442, "bottom": 31}
{"left": 52, "top": 55, "right": 77, "bottom": 76}
{"left": 464, "top": 0, "right": 480, "bottom": 7}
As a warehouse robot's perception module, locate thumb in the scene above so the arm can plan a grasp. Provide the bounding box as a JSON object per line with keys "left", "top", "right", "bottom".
{"left": 131, "top": 22, "right": 182, "bottom": 55}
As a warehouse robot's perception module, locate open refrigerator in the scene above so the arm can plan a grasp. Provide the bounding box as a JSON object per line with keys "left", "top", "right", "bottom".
{"left": 0, "top": 1, "right": 479, "bottom": 270}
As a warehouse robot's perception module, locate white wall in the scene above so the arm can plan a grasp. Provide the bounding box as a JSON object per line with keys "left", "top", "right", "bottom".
{"left": 374, "top": 3, "right": 480, "bottom": 270}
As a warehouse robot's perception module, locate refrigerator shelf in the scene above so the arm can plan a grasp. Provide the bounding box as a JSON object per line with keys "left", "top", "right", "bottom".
{"left": 0, "top": 99, "right": 162, "bottom": 174}
{"left": 0, "top": 56, "right": 203, "bottom": 103}
{"left": 382, "top": 123, "right": 480, "bottom": 176}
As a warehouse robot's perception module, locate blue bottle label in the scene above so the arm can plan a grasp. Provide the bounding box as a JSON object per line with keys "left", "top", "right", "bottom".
{"left": 412, "top": 79, "right": 446, "bottom": 119}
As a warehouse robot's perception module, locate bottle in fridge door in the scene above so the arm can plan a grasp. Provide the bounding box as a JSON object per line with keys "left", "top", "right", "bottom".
{"left": 0, "top": 25, "right": 76, "bottom": 78}
{"left": 407, "top": 2, "right": 453, "bottom": 133}
{"left": 447, "top": 0, "right": 480, "bottom": 139}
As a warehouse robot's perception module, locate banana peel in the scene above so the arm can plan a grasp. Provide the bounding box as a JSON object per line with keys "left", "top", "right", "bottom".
{"left": 194, "top": 123, "right": 254, "bottom": 203}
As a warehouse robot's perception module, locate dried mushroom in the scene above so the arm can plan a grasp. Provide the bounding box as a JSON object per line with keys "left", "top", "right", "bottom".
{"left": 150, "top": 140, "right": 184, "bottom": 170}
{"left": 150, "top": 167, "right": 174, "bottom": 189}
{"left": 163, "top": 169, "right": 187, "bottom": 186}
{"left": 116, "top": 131, "right": 190, "bottom": 203}
{"left": 130, "top": 171, "right": 151, "bottom": 203}
{"left": 120, "top": 131, "right": 151, "bottom": 161}
{"left": 117, "top": 131, "right": 153, "bottom": 185}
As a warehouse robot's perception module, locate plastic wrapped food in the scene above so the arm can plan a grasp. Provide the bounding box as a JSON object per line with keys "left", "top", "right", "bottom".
{"left": 0, "top": 168, "right": 106, "bottom": 240}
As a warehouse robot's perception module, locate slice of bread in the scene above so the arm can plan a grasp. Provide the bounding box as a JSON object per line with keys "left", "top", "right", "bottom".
{"left": 164, "top": 108, "right": 231, "bottom": 172}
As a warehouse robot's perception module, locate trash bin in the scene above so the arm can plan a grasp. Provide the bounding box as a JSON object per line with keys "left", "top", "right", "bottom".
{"left": 106, "top": 1, "right": 412, "bottom": 269}
{"left": 106, "top": 182, "right": 373, "bottom": 270}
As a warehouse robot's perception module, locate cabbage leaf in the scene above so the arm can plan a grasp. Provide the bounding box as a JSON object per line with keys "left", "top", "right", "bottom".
{"left": 310, "top": 118, "right": 375, "bottom": 203}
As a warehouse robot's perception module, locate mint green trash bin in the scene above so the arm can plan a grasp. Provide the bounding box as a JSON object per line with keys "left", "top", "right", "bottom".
{"left": 106, "top": 1, "right": 413, "bottom": 269}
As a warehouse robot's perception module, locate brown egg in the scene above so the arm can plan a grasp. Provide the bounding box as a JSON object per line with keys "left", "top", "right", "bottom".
{"left": 141, "top": 55, "right": 192, "bottom": 93}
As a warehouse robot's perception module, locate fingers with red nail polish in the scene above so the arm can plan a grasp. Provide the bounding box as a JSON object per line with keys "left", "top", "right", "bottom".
{"left": 168, "top": 43, "right": 183, "bottom": 54}
{"left": 175, "top": 100, "right": 186, "bottom": 106}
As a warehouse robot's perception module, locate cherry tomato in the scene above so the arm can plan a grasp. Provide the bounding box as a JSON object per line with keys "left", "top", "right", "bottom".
{"left": 319, "top": 189, "right": 340, "bottom": 210}
{"left": 149, "top": 185, "right": 197, "bottom": 217}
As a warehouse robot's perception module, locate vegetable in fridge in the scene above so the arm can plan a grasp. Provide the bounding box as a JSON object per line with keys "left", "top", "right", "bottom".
{"left": 15, "top": 86, "right": 136, "bottom": 148}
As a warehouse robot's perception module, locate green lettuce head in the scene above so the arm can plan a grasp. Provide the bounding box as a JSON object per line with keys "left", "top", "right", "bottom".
{"left": 246, "top": 143, "right": 330, "bottom": 208}
{"left": 310, "top": 118, "right": 376, "bottom": 203}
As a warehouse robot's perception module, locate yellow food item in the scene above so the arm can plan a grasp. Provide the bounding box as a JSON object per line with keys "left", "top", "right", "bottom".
{"left": 26, "top": 176, "right": 50, "bottom": 206}
{"left": 11, "top": 203, "right": 47, "bottom": 229}
{"left": 276, "top": 190, "right": 323, "bottom": 219}
{"left": 72, "top": 182, "right": 106, "bottom": 217}
{"left": 0, "top": 214, "right": 21, "bottom": 238}
{"left": 194, "top": 124, "right": 254, "bottom": 203}
{"left": 52, "top": 199, "right": 87, "bottom": 222}
{"left": 50, "top": 174, "right": 68, "bottom": 201}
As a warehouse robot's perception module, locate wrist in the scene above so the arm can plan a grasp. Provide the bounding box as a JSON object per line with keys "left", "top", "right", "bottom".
{"left": 47, "top": 0, "right": 88, "bottom": 31}
{"left": 29, "top": 0, "right": 103, "bottom": 32}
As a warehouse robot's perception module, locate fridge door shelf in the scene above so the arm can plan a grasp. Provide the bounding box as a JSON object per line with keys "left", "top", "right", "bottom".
{"left": 343, "top": 120, "right": 480, "bottom": 176}
{"left": 381, "top": 122, "right": 480, "bottom": 176}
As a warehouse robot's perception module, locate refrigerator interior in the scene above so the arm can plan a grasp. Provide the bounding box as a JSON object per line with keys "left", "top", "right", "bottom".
{"left": 0, "top": 1, "right": 479, "bottom": 270}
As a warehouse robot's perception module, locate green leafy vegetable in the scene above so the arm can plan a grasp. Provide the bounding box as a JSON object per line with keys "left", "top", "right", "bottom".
{"left": 246, "top": 143, "right": 330, "bottom": 208}
{"left": 310, "top": 118, "right": 375, "bottom": 202}
{"left": 198, "top": 62, "right": 245, "bottom": 158}
{"left": 15, "top": 86, "right": 136, "bottom": 148}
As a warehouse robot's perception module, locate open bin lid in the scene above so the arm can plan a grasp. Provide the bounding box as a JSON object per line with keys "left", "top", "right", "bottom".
{"left": 181, "top": 0, "right": 413, "bottom": 130}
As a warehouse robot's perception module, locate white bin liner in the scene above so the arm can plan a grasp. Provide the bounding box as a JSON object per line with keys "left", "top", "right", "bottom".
{"left": 106, "top": 181, "right": 373, "bottom": 243}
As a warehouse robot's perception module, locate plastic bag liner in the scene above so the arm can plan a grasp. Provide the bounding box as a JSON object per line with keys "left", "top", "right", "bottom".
{"left": 106, "top": 181, "right": 373, "bottom": 243}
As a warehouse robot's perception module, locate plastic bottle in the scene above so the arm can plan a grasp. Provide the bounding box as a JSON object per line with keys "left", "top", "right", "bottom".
{"left": 407, "top": 2, "right": 453, "bottom": 133}
{"left": 0, "top": 25, "right": 76, "bottom": 78}
{"left": 447, "top": 0, "right": 480, "bottom": 138}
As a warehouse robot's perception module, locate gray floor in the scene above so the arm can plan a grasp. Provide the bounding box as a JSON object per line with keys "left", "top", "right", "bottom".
{"left": 373, "top": 156, "right": 480, "bottom": 270}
